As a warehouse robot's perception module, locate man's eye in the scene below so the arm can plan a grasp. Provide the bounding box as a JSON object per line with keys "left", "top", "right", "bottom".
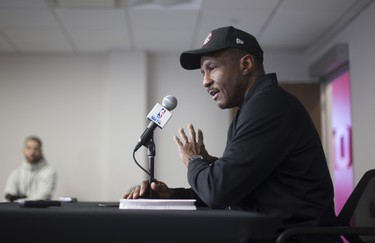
{"left": 201, "top": 64, "right": 217, "bottom": 75}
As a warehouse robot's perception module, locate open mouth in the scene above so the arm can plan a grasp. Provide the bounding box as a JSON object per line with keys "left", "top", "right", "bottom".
{"left": 208, "top": 89, "right": 219, "bottom": 100}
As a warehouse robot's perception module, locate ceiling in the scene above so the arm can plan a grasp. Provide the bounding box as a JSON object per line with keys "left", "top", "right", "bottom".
{"left": 0, "top": 0, "right": 373, "bottom": 55}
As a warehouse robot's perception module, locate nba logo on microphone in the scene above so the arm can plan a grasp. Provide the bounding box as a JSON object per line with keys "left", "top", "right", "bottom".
{"left": 147, "top": 103, "right": 173, "bottom": 128}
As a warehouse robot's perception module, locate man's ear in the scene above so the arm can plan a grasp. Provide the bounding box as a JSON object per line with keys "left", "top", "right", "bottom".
{"left": 240, "top": 54, "right": 254, "bottom": 75}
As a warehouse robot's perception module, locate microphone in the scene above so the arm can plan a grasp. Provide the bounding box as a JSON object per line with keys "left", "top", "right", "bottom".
{"left": 134, "top": 95, "right": 178, "bottom": 152}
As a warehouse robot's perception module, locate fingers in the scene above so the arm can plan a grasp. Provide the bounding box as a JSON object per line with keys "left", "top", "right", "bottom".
{"left": 198, "top": 128, "right": 203, "bottom": 140}
{"left": 124, "top": 181, "right": 148, "bottom": 199}
{"left": 174, "top": 123, "right": 202, "bottom": 166}
{"left": 197, "top": 128, "right": 203, "bottom": 144}
{"left": 139, "top": 180, "right": 149, "bottom": 195}
{"left": 151, "top": 181, "right": 162, "bottom": 192}
{"left": 151, "top": 181, "right": 173, "bottom": 198}
{"left": 173, "top": 135, "right": 182, "bottom": 146}
{"left": 173, "top": 124, "right": 192, "bottom": 148}
{"left": 178, "top": 127, "right": 189, "bottom": 144}
{"left": 176, "top": 123, "right": 197, "bottom": 144}
{"left": 151, "top": 181, "right": 168, "bottom": 193}
{"left": 125, "top": 185, "right": 140, "bottom": 199}
{"left": 188, "top": 124, "right": 197, "bottom": 145}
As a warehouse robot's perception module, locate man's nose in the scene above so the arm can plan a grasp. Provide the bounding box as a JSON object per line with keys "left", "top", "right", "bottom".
{"left": 203, "top": 74, "right": 213, "bottom": 88}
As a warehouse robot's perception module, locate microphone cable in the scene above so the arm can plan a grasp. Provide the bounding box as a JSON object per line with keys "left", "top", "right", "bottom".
{"left": 132, "top": 150, "right": 150, "bottom": 176}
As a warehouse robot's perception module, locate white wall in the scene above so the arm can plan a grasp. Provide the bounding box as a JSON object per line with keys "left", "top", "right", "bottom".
{"left": 0, "top": 52, "right": 148, "bottom": 201}
{"left": 264, "top": 50, "right": 312, "bottom": 83}
{"left": 305, "top": 1, "right": 375, "bottom": 183}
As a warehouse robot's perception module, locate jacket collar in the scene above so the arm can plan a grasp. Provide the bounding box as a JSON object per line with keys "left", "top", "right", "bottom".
{"left": 241, "top": 73, "right": 278, "bottom": 108}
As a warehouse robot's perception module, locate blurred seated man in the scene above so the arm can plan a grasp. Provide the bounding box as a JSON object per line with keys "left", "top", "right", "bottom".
{"left": 4, "top": 135, "right": 57, "bottom": 202}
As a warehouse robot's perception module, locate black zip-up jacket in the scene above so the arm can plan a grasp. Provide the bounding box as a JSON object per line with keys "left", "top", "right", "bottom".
{"left": 174, "top": 73, "right": 342, "bottom": 242}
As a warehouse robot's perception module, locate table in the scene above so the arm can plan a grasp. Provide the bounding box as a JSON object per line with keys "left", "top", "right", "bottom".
{"left": 0, "top": 201, "right": 282, "bottom": 243}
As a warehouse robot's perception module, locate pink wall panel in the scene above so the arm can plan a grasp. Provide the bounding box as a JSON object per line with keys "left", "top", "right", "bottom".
{"left": 331, "top": 71, "right": 353, "bottom": 215}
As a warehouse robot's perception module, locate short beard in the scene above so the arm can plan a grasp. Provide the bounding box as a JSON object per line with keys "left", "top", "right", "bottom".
{"left": 26, "top": 156, "right": 42, "bottom": 164}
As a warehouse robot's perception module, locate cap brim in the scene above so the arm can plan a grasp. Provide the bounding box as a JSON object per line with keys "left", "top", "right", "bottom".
{"left": 180, "top": 47, "right": 227, "bottom": 70}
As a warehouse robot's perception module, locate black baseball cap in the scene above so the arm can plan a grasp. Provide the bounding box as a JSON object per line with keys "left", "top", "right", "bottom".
{"left": 180, "top": 26, "right": 264, "bottom": 70}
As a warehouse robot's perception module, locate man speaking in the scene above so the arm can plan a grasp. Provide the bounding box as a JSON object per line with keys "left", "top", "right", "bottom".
{"left": 125, "top": 26, "right": 342, "bottom": 243}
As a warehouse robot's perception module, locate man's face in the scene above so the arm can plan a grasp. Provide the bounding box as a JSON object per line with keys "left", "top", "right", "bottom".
{"left": 23, "top": 140, "right": 42, "bottom": 164}
{"left": 200, "top": 50, "right": 247, "bottom": 109}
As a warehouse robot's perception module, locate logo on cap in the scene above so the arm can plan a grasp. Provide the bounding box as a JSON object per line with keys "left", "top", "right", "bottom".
{"left": 203, "top": 32, "right": 212, "bottom": 46}
{"left": 236, "top": 38, "right": 244, "bottom": 44}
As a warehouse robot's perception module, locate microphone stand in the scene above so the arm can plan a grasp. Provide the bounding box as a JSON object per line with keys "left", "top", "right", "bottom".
{"left": 147, "top": 135, "right": 155, "bottom": 199}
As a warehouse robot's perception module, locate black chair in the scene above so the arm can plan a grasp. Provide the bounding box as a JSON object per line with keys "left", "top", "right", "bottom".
{"left": 276, "top": 169, "right": 375, "bottom": 243}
